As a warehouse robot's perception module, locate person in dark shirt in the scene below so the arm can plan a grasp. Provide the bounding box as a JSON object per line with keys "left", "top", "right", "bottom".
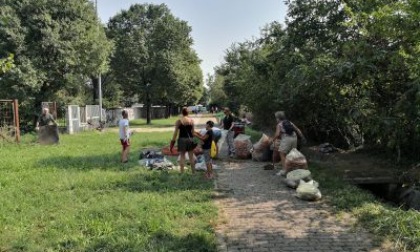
{"left": 170, "top": 107, "right": 196, "bottom": 173}
{"left": 36, "top": 108, "right": 58, "bottom": 131}
{"left": 221, "top": 107, "right": 235, "bottom": 158}
{"left": 194, "top": 121, "right": 214, "bottom": 179}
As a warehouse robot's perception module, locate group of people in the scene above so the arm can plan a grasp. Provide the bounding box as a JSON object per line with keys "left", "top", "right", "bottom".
{"left": 169, "top": 107, "right": 233, "bottom": 179}
{"left": 37, "top": 106, "right": 305, "bottom": 178}
{"left": 115, "top": 106, "right": 307, "bottom": 179}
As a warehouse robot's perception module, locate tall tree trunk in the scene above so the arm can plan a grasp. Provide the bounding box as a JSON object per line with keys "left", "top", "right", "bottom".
{"left": 91, "top": 76, "right": 99, "bottom": 103}
{"left": 146, "top": 93, "right": 151, "bottom": 124}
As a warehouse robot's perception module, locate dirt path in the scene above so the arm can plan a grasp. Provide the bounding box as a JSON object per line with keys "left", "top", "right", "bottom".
{"left": 213, "top": 159, "right": 392, "bottom": 252}
{"left": 108, "top": 114, "right": 218, "bottom": 133}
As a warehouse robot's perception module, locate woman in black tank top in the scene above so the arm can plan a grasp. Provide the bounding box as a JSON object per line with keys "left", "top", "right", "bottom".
{"left": 170, "top": 107, "right": 196, "bottom": 173}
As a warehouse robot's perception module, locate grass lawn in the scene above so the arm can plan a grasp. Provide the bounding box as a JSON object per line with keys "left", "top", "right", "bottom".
{"left": 311, "top": 164, "right": 420, "bottom": 251}
{"left": 0, "top": 131, "right": 217, "bottom": 251}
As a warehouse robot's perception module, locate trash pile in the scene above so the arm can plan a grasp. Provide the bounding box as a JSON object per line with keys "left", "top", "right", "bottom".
{"left": 284, "top": 148, "right": 308, "bottom": 172}
{"left": 251, "top": 134, "right": 272, "bottom": 162}
{"left": 309, "top": 142, "right": 339, "bottom": 153}
{"left": 284, "top": 169, "right": 322, "bottom": 201}
{"left": 234, "top": 134, "right": 253, "bottom": 159}
{"left": 138, "top": 149, "right": 174, "bottom": 170}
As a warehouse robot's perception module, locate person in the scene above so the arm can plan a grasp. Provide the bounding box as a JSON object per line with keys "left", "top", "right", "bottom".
{"left": 220, "top": 107, "right": 235, "bottom": 158}
{"left": 170, "top": 107, "right": 196, "bottom": 173}
{"left": 271, "top": 111, "right": 306, "bottom": 176}
{"left": 194, "top": 121, "right": 215, "bottom": 179}
{"left": 200, "top": 123, "right": 221, "bottom": 158}
{"left": 36, "top": 107, "right": 58, "bottom": 130}
{"left": 119, "top": 110, "right": 130, "bottom": 163}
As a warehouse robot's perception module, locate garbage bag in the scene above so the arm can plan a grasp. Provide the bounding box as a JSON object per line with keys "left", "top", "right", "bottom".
{"left": 285, "top": 148, "right": 308, "bottom": 172}
{"left": 234, "top": 134, "right": 252, "bottom": 159}
{"left": 296, "top": 179, "right": 322, "bottom": 201}
{"left": 251, "top": 134, "right": 272, "bottom": 162}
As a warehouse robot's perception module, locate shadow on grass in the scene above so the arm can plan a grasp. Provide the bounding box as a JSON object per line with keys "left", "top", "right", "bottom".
{"left": 37, "top": 153, "right": 141, "bottom": 171}
{"left": 37, "top": 153, "right": 214, "bottom": 192}
{"left": 112, "top": 171, "right": 213, "bottom": 193}
{"left": 79, "top": 230, "right": 216, "bottom": 252}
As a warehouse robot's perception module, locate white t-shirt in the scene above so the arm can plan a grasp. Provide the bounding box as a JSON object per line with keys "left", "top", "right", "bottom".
{"left": 119, "top": 118, "right": 129, "bottom": 140}
{"left": 200, "top": 126, "right": 220, "bottom": 136}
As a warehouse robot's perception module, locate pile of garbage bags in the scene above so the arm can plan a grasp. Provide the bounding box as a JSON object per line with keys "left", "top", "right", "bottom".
{"left": 283, "top": 169, "right": 322, "bottom": 201}
{"left": 138, "top": 150, "right": 174, "bottom": 170}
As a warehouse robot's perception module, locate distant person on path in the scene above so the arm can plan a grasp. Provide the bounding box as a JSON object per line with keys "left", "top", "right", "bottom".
{"left": 194, "top": 121, "right": 215, "bottom": 179}
{"left": 221, "top": 107, "right": 235, "bottom": 158}
{"left": 35, "top": 107, "right": 58, "bottom": 131}
{"left": 119, "top": 110, "right": 131, "bottom": 163}
{"left": 272, "top": 111, "right": 306, "bottom": 176}
{"left": 170, "top": 107, "right": 196, "bottom": 173}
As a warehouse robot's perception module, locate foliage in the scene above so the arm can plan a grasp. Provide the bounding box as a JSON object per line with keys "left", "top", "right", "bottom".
{"left": 0, "top": 53, "right": 14, "bottom": 74}
{"left": 212, "top": 0, "right": 420, "bottom": 160}
{"left": 0, "top": 0, "right": 112, "bottom": 122}
{"left": 0, "top": 131, "right": 217, "bottom": 251}
{"left": 106, "top": 3, "right": 204, "bottom": 109}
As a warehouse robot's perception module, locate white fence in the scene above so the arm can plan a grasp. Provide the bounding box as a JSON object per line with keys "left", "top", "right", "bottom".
{"left": 67, "top": 105, "right": 105, "bottom": 134}
{"left": 66, "top": 105, "right": 174, "bottom": 134}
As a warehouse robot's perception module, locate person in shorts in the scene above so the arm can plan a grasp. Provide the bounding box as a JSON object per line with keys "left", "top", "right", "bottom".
{"left": 194, "top": 121, "right": 214, "bottom": 179}
{"left": 119, "top": 110, "right": 130, "bottom": 163}
{"left": 271, "top": 111, "right": 306, "bottom": 176}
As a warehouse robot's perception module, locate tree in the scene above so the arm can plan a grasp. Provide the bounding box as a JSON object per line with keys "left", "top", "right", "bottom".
{"left": 106, "top": 3, "right": 203, "bottom": 123}
{"left": 0, "top": 54, "right": 14, "bottom": 74}
{"left": 0, "top": 0, "right": 112, "bottom": 123}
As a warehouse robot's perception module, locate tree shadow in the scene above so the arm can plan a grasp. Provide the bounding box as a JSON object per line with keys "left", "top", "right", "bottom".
{"left": 59, "top": 230, "right": 217, "bottom": 252}
{"left": 214, "top": 159, "right": 392, "bottom": 251}
{"left": 111, "top": 171, "right": 214, "bottom": 193}
{"left": 37, "top": 153, "right": 138, "bottom": 171}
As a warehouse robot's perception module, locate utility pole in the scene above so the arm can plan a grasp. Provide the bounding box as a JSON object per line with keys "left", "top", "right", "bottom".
{"left": 94, "top": 0, "right": 103, "bottom": 122}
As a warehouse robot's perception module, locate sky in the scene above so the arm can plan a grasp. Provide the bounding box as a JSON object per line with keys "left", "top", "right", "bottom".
{"left": 96, "top": 0, "right": 288, "bottom": 80}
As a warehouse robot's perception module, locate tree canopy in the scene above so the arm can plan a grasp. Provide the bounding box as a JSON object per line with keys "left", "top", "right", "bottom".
{"left": 0, "top": 0, "right": 112, "bottom": 119}
{"left": 106, "top": 3, "right": 203, "bottom": 111}
{"left": 210, "top": 0, "right": 420, "bottom": 160}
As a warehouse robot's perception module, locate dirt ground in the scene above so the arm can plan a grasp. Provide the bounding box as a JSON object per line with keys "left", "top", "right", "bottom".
{"left": 108, "top": 114, "right": 218, "bottom": 133}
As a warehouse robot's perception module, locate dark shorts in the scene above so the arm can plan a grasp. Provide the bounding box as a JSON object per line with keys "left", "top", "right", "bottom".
{"left": 120, "top": 139, "right": 130, "bottom": 150}
{"left": 177, "top": 137, "right": 190, "bottom": 152}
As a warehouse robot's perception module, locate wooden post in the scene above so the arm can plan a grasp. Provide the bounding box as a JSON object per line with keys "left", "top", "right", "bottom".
{"left": 13, "top": 99, "right": 20, "bottom": 143}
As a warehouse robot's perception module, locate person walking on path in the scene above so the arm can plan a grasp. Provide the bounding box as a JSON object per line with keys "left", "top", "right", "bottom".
{"left": 119, "top": 110, "right": 131, "bottom": 163}
{"left": 170, "top": 107, "right": 196, "bottom": 173}
{"left": 194, "top": 121, "right": 215, "bottom": 179}
{"left": 221, "top": 107, "right": 235, "bottom": 158}
{"left": 272, "top": 111, "right": 306, "bottom": 175}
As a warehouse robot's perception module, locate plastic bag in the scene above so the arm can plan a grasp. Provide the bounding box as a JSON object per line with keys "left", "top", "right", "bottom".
{"left": 234, "top": 134, "right": 252, "bottom": 159}
{"left": 285, "top": 148, "right": 308, "bottom": 172}
{"left": 211, "top": 141, "right": 217, "bottom": 158}
{"left": 296, "top": 180, "right": 322, "bottom": 201}
{"left": 251, "top": 134, "right": 272, "bottom": 162}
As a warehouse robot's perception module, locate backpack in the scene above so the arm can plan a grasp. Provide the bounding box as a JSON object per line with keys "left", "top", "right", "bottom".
{"left": 282, "top": 120, "right": 295, "bottom": 135}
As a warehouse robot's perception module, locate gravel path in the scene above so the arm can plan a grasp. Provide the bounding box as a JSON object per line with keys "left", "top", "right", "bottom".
{"left": 213, "top": 159, "right": 391, "bottom": 252}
